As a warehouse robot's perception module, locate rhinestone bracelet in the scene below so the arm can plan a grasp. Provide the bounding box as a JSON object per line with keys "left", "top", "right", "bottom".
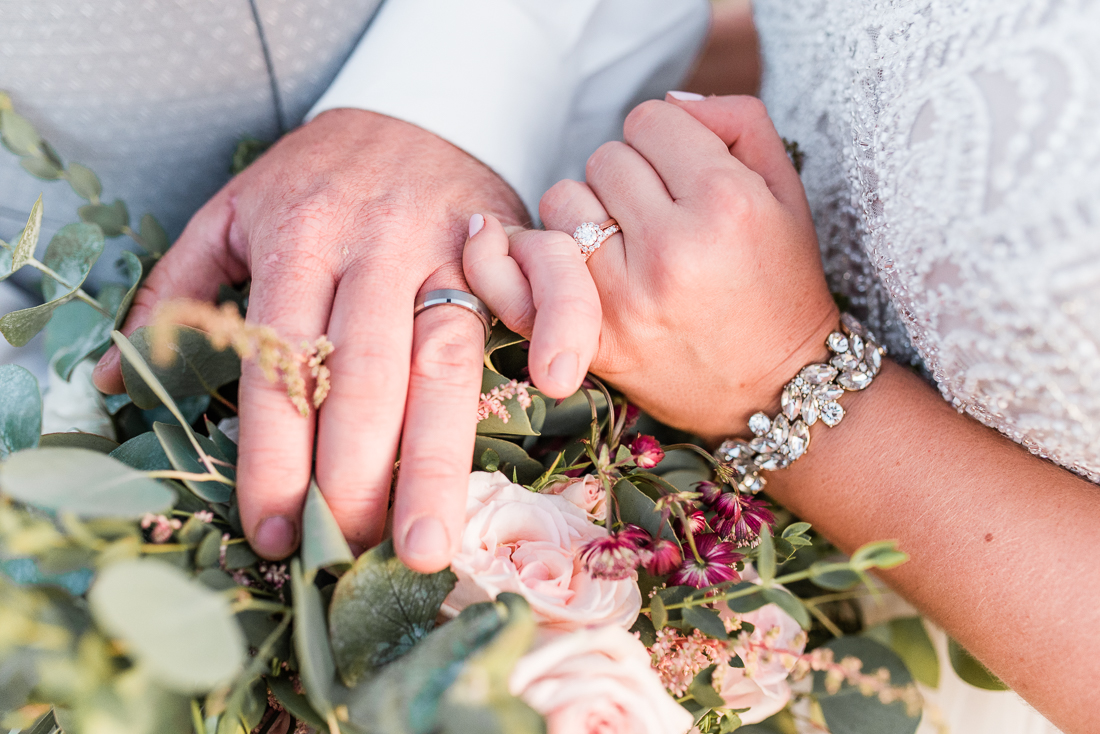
{"left": 715, "top": 314, "right": 885, "bottom": 495}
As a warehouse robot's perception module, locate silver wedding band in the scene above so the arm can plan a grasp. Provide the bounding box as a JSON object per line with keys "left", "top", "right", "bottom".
{"left": 413, "top": 289, "right": 494, "bottom": 343}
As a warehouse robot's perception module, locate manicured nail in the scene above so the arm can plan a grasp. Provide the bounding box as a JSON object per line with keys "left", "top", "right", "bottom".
{"left": 667, "top": 90, "right": 705, "bottom": 101}
{"left": 403, "top": 516, "right": 450, "bottom": 562}
{"left": 254, "top": 516, "right": 297, "bottom": 558}
{"left": 548, "top": 351, "right": 579, "bottom": 392}
{"left": 468, "top": 213, "right": 485, "bottom": 238}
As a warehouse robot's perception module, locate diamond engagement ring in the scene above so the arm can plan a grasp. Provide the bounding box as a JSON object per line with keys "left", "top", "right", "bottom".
{"left": 413, "top": 289, "right": 494, "bottom": 343}
{"left": 714, "top": 314, "right": 885, "bottom": 495}
{"left": 572, "top": 219, "right": 620, "bottom": 262}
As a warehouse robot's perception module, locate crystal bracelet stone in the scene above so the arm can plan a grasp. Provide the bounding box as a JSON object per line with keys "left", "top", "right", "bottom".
{"left": 715, "top": 314, "right": 885, "bottom": 495}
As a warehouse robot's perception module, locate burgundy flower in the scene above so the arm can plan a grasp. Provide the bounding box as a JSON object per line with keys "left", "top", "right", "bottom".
{"left": 620, "top": 403, "right": 641, "bottom": 434}
{"left": 630, "top": 435, "right": 665, "bottom": 469}
{"left": 694, "top": 481, "right": 723, "bottom": 506}
{"left": 578, "top": 524, "right": 651, "bottom": 580}
{"left": 680, "top": 510, "right": 709, "bottom": 537}
{"left": 643, "top": 538, "right": 684, "bottom": 576}
{"left": 668, "top": 533, "right": 743, "bottom": 588}
{"left": 713, "top": 493, "right": 775, "bottom": 545}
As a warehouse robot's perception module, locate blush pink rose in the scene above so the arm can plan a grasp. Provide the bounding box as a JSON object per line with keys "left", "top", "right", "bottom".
{"left": 541, "top": 474, "right": 607, "bottom": 522}
{"left": 510, "top": 626, "right": 694, "bottom": 734}
{"left": 713, "top": 566, "right": 807, "bottom": 724}
{"left": 442, "top": 472, "right": 640, "bottom": 630}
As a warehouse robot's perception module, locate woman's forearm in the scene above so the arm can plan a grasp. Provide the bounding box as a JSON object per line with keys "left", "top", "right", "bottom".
{"left": 761, "top": 360, "right": 1100, "bottom": 732}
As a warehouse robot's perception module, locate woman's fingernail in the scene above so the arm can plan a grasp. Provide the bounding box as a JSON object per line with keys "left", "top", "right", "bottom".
{"left": 404, "top": 516, "right": 450, "bottom": 562}
{"left": 468, "top": 213, "right": 485, "bottom": 238}
{"left": 667, "top": 90, "right": 705, "bottom": 101}
{"left": 548, "top": 351, "right": 579, "bottom": 391}
{"left": 254, "top": 516, "right": 297, "bottom": 558}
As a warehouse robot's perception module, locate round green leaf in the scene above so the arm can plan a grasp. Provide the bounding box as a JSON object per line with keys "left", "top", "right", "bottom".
{"left": 78, "top": 199, "right": 129, "bottom": 237}
{"left": 121, "top": 326, "right": 241, "bottom": 410}
{"left": 0, "top": 447, "right": 175, "bottom": 518}
{"left": 65, "top": 162, "right": 102, "bottom": 201}
{"left": 139, "top": 213, "right": 171, "bottom": 256}
{"left": 947, "top": 637, "right": 1008, "bottom": 691}
{"left": 89, "top": 559, "right": 246, "bottom": 693}
{"left": 0, "top": 109, "right": 40, "bottom": 155}
{"left": 20, "top": 156, "right": 62, "bottom": 180}
{"left": 813, "top": 636, "right": 921, "bottom": 734}
{"left": 38, "top": 432, "right": 118, "bottom": 453}
{"left": 0, "top": 364, "right": 41, "bottom": 458}
{"left": 864, "top": 617, "right": 940, "bottom": 689}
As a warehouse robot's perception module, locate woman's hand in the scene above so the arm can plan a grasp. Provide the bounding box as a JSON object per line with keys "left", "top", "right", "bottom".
{"left": 468, "top": 94, "right": 838, "bottom": 442}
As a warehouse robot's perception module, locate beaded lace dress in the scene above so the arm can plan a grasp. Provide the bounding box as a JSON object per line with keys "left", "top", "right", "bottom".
{"left": 754, "top": 1, "right": 1098, "bottom": 730}
{"left": 755, "top": 0, "right": 1100, "bottom": 487}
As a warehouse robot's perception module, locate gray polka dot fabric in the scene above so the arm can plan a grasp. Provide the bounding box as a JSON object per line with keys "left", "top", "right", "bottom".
{"left": 0, "top": 0, "right": 382, "bottom": 286}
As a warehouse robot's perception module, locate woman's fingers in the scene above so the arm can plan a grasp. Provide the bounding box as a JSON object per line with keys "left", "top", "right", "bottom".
{"left": 539, "top": 179, "right": 625, "bottom": 288}
{"left": 663, "top": 93, "right": 810, "bottom": 215}
{"left": 463, "top": 213, "right": 601, "bottom": 398}
{"left": 462, "top": 213, "right": 536, "bottom": 338}
{"left": 507, "top": 228, "right": 601, "bottom": 398}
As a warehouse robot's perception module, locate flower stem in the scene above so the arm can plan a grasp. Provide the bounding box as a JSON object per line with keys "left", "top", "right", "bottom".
{"left": 145, "top": 470, "right": 235, "bottom": 486}
{"left": 26, "top": 258, "right": 114, "bottom": 318}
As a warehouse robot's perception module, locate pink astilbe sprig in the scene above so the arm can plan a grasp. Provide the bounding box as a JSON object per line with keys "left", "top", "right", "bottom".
{"left": 476, "top": 379, "right": 533, "bottom": 424}
{"left": 579, "top": 524, "right": 651, "bottom": 580}
{"left": 669, "top": 533, "right": 743, "bottom": 588}
{"left": 140, "top": 513, "right": 182, "bottom": 544}
{"left": 648, "top": 627, "right": 729, "bottom": 697}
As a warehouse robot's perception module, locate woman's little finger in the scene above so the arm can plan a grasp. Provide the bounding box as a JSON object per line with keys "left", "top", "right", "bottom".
{"left": 462, "top": 213, "right": 536, "bottom": 338}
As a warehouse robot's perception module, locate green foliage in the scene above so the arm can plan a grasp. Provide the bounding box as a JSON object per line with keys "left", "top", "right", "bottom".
{"left": 66, "top": 162, "right": 102, "bottom": 201}
{"left": 301, "top": 479, "right": 355, "bottom": 579}
{"left": 10, "top": 194, "right": 42, "bottom": 274}
{"left": 865, "top": 617, "right": 940, "bottom": 689}
{"left": 0, "top": 447, "right": 175, "bottom": 518}
{"left": 813, "top": 637, "right": 920, "bottom": 734}
{"left": 682, "top": 606, "right": 728, "bottom": 640}
{"left": 329, "top": 539, "right": 457, "bottom": 686}
{"left": 0, "top": 223, "right": 104, "bottom": 347}
{"left": 153, "top": 422, "right": 233, "bottom": 502}
{"left": 88, "top": 559, "right": 246, "bottom": 693}
{"left": 290, "top": 558, "right": 338, "bottom": 718}
{"left": 612, "top": 477, "right": 676, "bottom": 541}
{"left": 139, "top": 213, "right": 170, "bottom": 256}
{"left": 688, "top": 665, "right": 726, "bottom": 709}
{"left": 0, "top": 365, "right": 41, "bottom": 458}
{"left": 476, "top": 369, "right": 539, "bottom": 436}
{"left": 947, "top": 637, "right": 1008, "bottom": 691}
{"left": 472, "top": 436, "right": 543, "bottom": 484}
{"left": 120, "top": 326, "right": 240, "bottom": 409}
{"left": 78, "top": 199, "right": 129, "bottom": 237}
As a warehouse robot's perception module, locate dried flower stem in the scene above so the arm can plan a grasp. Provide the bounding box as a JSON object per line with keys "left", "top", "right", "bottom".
{"left": 151, "top": 299, "right": 334, "bottom": 416}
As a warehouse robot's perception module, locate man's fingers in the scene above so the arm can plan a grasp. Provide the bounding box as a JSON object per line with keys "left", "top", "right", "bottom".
{"left": 314, "top": 262, "right": 416, "bottom": 551}
{"left": 508, "top": 228, "right": 600, "bottom": 398}
{"left": 236, "top": 249, "right": 336, "bottom": 560}
{"left": 462, "top": 213, "right": 536, "bottom": 338}
{"left": 393, "top": 296, "right": 485, "bottom": 573}
{"left": 664, "top": 93, "right": 809, "bottom": 215}
{"left": 92, "top": 193, "right": 247, "bottom": 393}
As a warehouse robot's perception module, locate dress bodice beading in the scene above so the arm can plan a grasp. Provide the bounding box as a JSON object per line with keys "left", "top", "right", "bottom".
{"left": 755, "top": 0, "right": 1100, "bottom": 482}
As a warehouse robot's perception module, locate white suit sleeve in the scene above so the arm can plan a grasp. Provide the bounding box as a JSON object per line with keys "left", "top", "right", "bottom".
{"left": 308, "top": 0, "right": 710, "bottom": 215}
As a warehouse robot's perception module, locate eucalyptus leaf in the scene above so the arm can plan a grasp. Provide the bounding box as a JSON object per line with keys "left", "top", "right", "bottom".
{"left": 301, "top": 479, "right": 354, "bottom": 579}
{"left": 0, "top": 447, "right": 175, "bottom": 518}
{"left": 476, "top": 369, "right": 538, "bottom": 436}
{"left": 204, "top": 417, "right": 239, "bottom": 464}
{"left": 947, "top": 637, "right": 1008, "bottom": 691}
{"left": 121, "top": 326, "right": 240, "bottom": 409}
{"left": 109, "top": 431, "right": 173, "bottom": 472}
{"left": 112, "top": 250, "right": 144, "bottom": 330}
{"left": 650, "top": 593, "right": 668, "bottom": 630}
{"left": 11, "top": 194, "right": 42, "bottom": 272}
{"left": 88, "top": 559, "right": 246, "bottom": 693}
{"left": 19, "top": 156, "right": 61, "bottom": 180}
{"left": 760, "top": 587, "right": 811, "bottom": 630}
{"left": 66, "top": 163, "right": 102, "bottom": 201}
{"left": 78, "top": 199, "right": 129, "bottom": 237}
{"left": 809, "top": 564, "right": 863, "bottom": 591}
{"left": 49, "top": 281, "right": 127, "bottom": 380}
{"left": 813, "top": 636, "right": 920, "bottom": 734}
{"left": 473, "top": 437, "right": 544, "bottom": 485}
{"left": 38, "top": 432, "right": 118, "bottom": 453}
{"left": 1, "top": 224, "right": 104, "bottom": 347}
{"left": 538, "top": 388, "right": 607, "bottom": 436}
{"left": 154, "top": 422, "right": 234, "bottom": 503}
{"left": 721, "top": 582, "right": 769, "bottom": 614}
{"left": 329, "top": 538, "right": 457, "bottom": 686}
{"left": 484, "top": 321, "right": 525, "bottom": 358}
{"left": 612, "top": 478, "right": 676, "bottom": 542}
{"left": 687, "top": 664, "right": 726, "bottom": 709}
{"left": 682, "top": 605, "right": 728, "bottom": 640}
{"left": 139, "top": 213, "right": 170, "bottom": 256}
{"left": 267, "top": 677, "right": 327, "bottom": 729}
{"left": 290, "top": 558, "right": 336, "bottom": 716}
{"left": 0, "top": 364, "right": 41, "bottom": 458}
{"left": 0, "top": 109, "right": 41, "bottom": 155}
{"left": 864, "top": 617, "right": 940, "bottom": 689}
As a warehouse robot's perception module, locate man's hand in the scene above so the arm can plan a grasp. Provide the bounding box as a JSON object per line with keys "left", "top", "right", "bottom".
{"left": 93, "top": 109, "right": 527, "bottom": 572}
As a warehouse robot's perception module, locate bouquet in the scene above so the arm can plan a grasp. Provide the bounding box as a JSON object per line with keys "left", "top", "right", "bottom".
{"left": 0, "top": 92, "right": 1001, "bottom": 734}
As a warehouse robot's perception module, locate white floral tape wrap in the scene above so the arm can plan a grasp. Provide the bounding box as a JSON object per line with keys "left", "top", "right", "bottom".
{"left": 716, "top": 314, "right": 885, "bottom": 494}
